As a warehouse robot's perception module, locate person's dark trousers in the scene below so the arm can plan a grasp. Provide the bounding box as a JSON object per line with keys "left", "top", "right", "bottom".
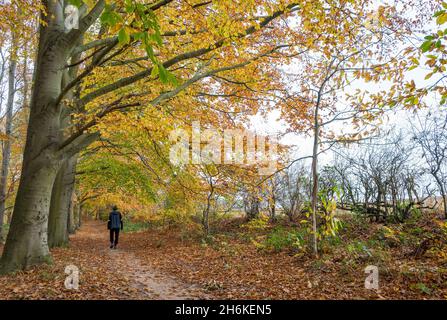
{"left": 110, "top": 228, "right": 120, "bottom": 246}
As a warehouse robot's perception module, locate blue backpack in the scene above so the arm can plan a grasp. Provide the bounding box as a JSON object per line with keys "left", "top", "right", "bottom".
{"left": 108, "top": 211, "right": 122, "bottom": 230}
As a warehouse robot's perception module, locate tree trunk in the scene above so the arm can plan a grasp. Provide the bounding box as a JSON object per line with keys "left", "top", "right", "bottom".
{"left": 0, "top": 165, "right": 58, "bottom": 273}
{"left": 0, "top": 35, "right": 17, "bottom": 242}
{"left": 202, "top": 209, "right": 210, "bottom": 236}
{"left": 48, "top": 156, "right": 77, "bottom": 248}
{"left": 433, "top": 174, "right": 447, "bottom": 219}
{"left": 245, "top": 196, "right": 260, "bottom": 220}
{"left": 48, "top": 163, "right": 68, "bottom": 247}
{"left": 78, "top": 204, "right": 82, "bottom": 228}
{"left": 73, "top": 202, "right": 80, "bottom": 230}
{"left": 47, "top": 20, "right": 84, "bottom": 247}
{"left": 68, "top": 198, "right": 77, "bottom": 234}
{"left": 270, "top": 193, "right": 276, "bottom": 222}
{"left": 202, "top": 190, "right": 213, "bottom": 236}
{"left": 310, "top": 95, "right": 321, "bottom": 257}
{"left": 439, "top": 191, "right": 447, "bottom": 220}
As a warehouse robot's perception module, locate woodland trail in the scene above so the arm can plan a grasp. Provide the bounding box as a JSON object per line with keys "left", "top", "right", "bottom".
{"left": 70, "top": 221, "right": 210, "bottom": 300}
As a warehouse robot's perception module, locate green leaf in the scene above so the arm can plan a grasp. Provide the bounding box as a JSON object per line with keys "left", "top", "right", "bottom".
{"left": 413, "top": 283, "right": 432, "bottom": 295}
{"left": 100, "top": 7, "right": 122, "bottom": 27}
{"left": 133, "top": 32, "right": 145, "bottom": 41}
{"left": 118, "top": 28, "right": 130, "bottom": 45}
{"left": 68, "top": 0, "right": 82, "bottom": 7}
{"left": 437, "top": 13, "right": 447, "bottom": 25}
{"left": 151, "top": 64, "right": 159, "bottom": 78}
{"left": 158, "top": 63, "right": 168, "bottom": 83}
{"left": 413, "top": 97, "right": 419, "bottom": 105}
{"left": 425, "top": 72, "right": 434, "bottom": 80}
{"left": 125, "top": 0, "right": 136, "bottom": 13}
{"left": 144, "top": 42, "right": 156, "bottom": 62}
{"left": 149, "top": 32, "right": 163, "bottom": 46}
{"left": 421, "top": 40, "right": 433, "bottom": 53}
{"left": 434, "top": 10, "right": 445, "bottom": 18}
{"left": 166, "top": 71, "right": 178, "bottom": 86}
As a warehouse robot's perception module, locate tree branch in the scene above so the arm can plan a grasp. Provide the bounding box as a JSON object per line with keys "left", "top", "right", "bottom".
{"left": 79, "top": 2, "right": 300, "bottom": 106}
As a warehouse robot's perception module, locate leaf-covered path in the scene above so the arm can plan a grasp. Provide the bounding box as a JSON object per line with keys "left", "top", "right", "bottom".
{"left": 73, "top": 221, "right": 210, "bottom": 300}
{"left": 0, "top": 221, "right": 211, "bottom": 300}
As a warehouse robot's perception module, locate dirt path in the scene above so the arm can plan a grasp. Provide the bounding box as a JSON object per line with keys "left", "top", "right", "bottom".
{"left": 74, "top": 221, "right": 210, "bottom": 300}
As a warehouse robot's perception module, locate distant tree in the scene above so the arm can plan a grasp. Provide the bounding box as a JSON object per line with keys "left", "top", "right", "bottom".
{"left": 276, "top": 165, "right": 310, "bottom": 222}
{"left": 413, "top": 112, "right": 447, "bottom": 219}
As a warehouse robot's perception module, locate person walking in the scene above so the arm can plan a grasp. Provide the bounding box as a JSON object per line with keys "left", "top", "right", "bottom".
{"left": 107, "top": 205, "right": 123, "bottom": 249}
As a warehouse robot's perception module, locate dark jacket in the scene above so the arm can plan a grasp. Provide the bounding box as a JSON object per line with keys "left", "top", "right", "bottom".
{"left": 108, "top": 210, "right": 123, "bottom": 230}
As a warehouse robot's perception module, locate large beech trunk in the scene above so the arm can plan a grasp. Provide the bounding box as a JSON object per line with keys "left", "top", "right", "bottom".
{"left": 47, "top": 64, "right": 80, "bottom": 248}
{"left": 48, "top": 157, "right": 77, "bottom": 248}
{"left": 0, "top": 165, "right": 58, "bottom": 272}
{"left": 0, "top": 76, "right": 63, "bottom": 272}
{"left": 47, "top": 23, "right": 83, "bottom": 248}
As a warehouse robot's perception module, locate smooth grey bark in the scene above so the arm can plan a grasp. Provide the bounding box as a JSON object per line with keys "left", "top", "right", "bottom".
{"left": 68, "top": 184, "right": 78, "bottom": 234}
{"left": 0, "top": 36, "right": 17, "bottom": 242}
{"left": 47, "top": 27, "right": 83, "bottom": 248}
{"left": 68, "top": 197, "right": 77, "bottom": 234}
{"left": 48, "top": 163, "right": 68, "bottom": 247}
{"left": 73, "top": 201, "right": 80, "bottom": 231}
{"left": 48, "top": 156, "right": 77, "bottom": 248}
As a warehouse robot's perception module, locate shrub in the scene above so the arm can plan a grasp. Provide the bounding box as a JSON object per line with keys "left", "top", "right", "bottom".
{"left": 346, "top": 240, "right": 372, "bottom": 259}
{"left": 374, "top": 225, "right": 401, "bottom": 247}
{"left": 122, "top": 219, "right": 150, "bottom": 233}
{"left": 242, "top": 214, "right": 269, "bottom": 231}
{"left": 411, "top": 282, "right": 432, "bottom": 295}
{"left": 261, "top": 227, "right": 306, "bottom": 253}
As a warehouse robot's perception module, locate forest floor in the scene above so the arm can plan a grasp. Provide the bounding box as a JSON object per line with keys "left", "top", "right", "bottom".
{"left": 0, "top": 221, "right": 209, "bottom": 299}
{"left": 0, "top": 214, "right": 446, "bottom": 300}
